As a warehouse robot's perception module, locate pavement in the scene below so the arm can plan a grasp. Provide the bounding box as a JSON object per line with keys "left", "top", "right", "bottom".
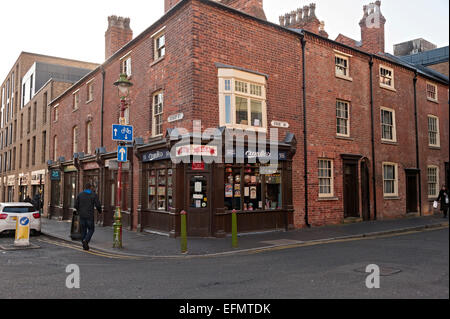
{"left": 38, "top": 214, "right": 449, "bottom": 258}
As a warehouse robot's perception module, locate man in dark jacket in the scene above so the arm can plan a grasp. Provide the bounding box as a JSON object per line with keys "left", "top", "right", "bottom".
{"left": 436, "top": 185, "right": 449, "bottom": 218}
{"left": 74, "top": 183, "right": 102, "bottom": 251}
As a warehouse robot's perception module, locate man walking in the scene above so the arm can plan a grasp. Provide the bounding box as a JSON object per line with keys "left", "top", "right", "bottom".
{"left": 436, "top": 185, "right": 449, "bottom": 218}
{"left": 75, "top": 183, "right": 102, "bottom": 251}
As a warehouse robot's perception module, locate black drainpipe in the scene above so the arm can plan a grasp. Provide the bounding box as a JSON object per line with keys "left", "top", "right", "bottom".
{"left": 100, "top": 66, "right": 106, "bottom": 148}
{"left": 369, "top": 57, "right": 377, "bottom": 220}
{"left": 300, "top": 34, "right": 310, "bottom": 228}
{"left": 413, "top": 71, "right": 422, "bottom": 216}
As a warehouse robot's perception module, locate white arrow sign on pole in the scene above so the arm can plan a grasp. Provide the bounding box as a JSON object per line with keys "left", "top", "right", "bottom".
{"left": 118, "top": 147, "right": 128, "bottom": 162}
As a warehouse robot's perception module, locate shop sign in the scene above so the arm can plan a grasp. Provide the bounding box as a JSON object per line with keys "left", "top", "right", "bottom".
{"left": 225, "top": 149, "right": 288, "bottom": 161}
{"left": 271, "top": 120, "right": 290, "bottom": 128}
{"left": 64, "top": 165, "right": 77, "bottom": 173}
{"left": 19, "top": 173, "right": 30, "bottom": 185}
{"left": 31, "top": 170, "right": 46, "bottom": 185}
{"left": 142, "top": 149, "right": 171, "bottom": 163}
{"left": 192, "top": 162, "right": 205, "bottom": 171}
{"left": 7, "top": 175, "right": 16, "bottom": 186}
{"left": 51, "top": 170, "right": 61, "bottom": 181}
{"left": 84, "top": 162, "right": 100, "bottom": 171}
{"left": 176, "top": 145, "right": 218, "bottom": 157}
{"left": 168, "top": 113, "right": 184, "bottom": 123}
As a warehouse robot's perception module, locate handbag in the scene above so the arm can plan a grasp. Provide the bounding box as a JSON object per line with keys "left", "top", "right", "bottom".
{"left": 433, "top": 201, "right": 438, "bottom": 209}
{"left": 70, "top": 212, "right": 82, "bottom": 240}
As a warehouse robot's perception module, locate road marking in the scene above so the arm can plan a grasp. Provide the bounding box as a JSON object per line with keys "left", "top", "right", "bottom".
{"left": 38, "top": 238, "right": 142, "bottom": 260}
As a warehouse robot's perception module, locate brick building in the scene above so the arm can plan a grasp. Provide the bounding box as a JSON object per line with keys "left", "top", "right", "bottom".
{"left": 47, "top": 0, "right": 448, "bottom": 237}
{"left": 0, "top": 52, "right": 98, "bottom": 210}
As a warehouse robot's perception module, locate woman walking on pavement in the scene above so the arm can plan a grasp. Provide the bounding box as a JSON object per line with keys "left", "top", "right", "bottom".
{"left": 75, "top": 183, "right": 102, "bottom": 251}
{"left": 436, "top": 185, "right": 449, "bottom": 218}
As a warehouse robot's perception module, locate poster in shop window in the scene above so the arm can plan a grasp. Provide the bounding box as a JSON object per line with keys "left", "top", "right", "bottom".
{"left": 225, "top": 184, "right": 233, "bottom": 198}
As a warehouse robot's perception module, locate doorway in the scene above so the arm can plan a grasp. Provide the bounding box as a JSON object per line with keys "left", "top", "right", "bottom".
{"left": 446, "top": 162, "right": 449, "bottom": 190}
{"left": 186, "top": 173, "right": 211, "bottom": 237}
{"left": 343, "top": 162, "right": 360, "bottom": 218}
{"left": 405, "top": 169, "right": 419, "bottom": 214}
{"left": 361, "top": 159, "right": 371, "bottom": 221}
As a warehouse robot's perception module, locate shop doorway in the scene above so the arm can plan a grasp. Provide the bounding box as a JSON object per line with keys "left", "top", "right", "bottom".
{"left": 405, "top": 170, "right": 419, "bottom": 214}
{"left": 186, "top": 173, "right": 211, "bottom": 237}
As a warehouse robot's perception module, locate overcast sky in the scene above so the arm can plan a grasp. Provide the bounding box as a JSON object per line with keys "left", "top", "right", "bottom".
{"left": 0, "top": 0, "right": 448, "bottom": 79}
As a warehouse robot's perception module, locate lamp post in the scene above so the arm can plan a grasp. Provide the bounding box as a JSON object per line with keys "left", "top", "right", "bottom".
{"left": 112, "top": 73, "right": 133, "bottom": 249}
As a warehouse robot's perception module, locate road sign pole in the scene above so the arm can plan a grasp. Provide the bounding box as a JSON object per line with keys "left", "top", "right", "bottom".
{"left": 113, "top": 98, "right": 127, "bottom": 249}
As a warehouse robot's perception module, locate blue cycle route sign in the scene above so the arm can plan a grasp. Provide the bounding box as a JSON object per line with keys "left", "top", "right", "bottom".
{"left": 112, "top": 124, "right": 134, "bottom": 142}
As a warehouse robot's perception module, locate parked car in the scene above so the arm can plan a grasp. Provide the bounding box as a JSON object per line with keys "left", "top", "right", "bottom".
{"left": 0, "top": 203, "right": 41, "bottom": 235}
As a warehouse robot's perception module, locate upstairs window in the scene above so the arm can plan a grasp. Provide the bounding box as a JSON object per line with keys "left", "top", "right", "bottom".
{"left": 428, "top": 115, "right": 440, "bottom": 147}
{"left": 336, "top": 100, "right": 350, "bottom": 137}
{"left": 73, "top": 91, "right": 80, "bottom": 110}
{"left": 86, "top": 81, "right": 94, "bottom": 102}
{"left": 381, "top": 108, "right": 396, "bottom": 142}
{"left": 380, "top": 65, "right": 394, "bottom": 89}
{"left": 152, "top": 27, "right": 166, "bottom": 61}
{"left": 335, "top": 55, "right": 349, "bottom": 78}
{"left": 152, "top": 92, "right": 164, "bottom": 137}
{"left": 218, "top": 68, "right": 267, "bottom": 131}
{"left": 120, "top": 54, "right": 132, "bottom": 78}
{"left": 426, "top": 82, "right": 438, "bottom": 102}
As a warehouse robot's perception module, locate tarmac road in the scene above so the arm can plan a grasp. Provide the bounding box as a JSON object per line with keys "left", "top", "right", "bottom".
{"left": 0, "top": 227, "right": 448, "bottom": 299}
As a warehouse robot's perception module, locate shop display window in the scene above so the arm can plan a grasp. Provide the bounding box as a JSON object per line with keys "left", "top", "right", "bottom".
{"left": 224, "top": 164, "right": 281, "bottom": 212}
{"left": 147, "top": 164, "right": 173, "bottom": 212}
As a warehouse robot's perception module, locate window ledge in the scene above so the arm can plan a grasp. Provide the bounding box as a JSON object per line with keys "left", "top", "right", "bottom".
{"left": 86, "top": 99, "right": 94, "bottom": 105}
{"left": 379, "top": 84, "right": 397, "bottom": 92}
{"left": 384, "top": 196, "right": 400, "bottom": 200}
{"left": 318, "top": 197, "right": 338, "bottom": 201}
{"left": 427, "top": 98, "right": 439, "bottom": 104}
{"left": 336, "top": 135, "right": 354, "bottom": 141}
{"left": 151, "top": 56, "right": 165, "bottom": 67}
{"left": 429, "top": 146, "right": 441, "bottom": 150}
{"left": 381, "top": 140, "right": 398, "bottom": 146}
{"left": 335, "top": 74, "right": 353, "bottom": 82}
{"left": 72, "top": 108, "right": 79, "bottom": 113}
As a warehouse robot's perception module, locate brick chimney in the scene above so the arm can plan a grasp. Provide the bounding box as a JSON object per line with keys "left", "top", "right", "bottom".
{"left": 279, "top": 3, "right": 328, "bottom": 38}
{"left": 359, "top": 1, "right": 386, "bottom": 54}
{"left": 220, "top": 0, "right": 267, "bottom": 20}
{"left": 105, "top": 16, "right": 133, "bottom": 60}
{"left": 165, "top": 0, "right": 182, "bottom": 13}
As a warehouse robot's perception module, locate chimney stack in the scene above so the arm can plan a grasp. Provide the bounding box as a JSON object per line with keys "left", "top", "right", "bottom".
{"left": 105, "top": 16, "right": 133, "bottom": 60}
{"left": 220, "top": 0, "right": 267, "bottom": 20}
{"left": 359, "top": 1, "right": 386, "bottom": 54}
{"left": 165, "top": 0, "right": 182, "bottom": 13}
{"left": 279, "top": 3, "right": 327, "bottom": 38}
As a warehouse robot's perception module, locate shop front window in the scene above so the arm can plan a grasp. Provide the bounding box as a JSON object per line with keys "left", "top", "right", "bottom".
{"left": 147, "top": 165, "right": 173, "bottom": 211}
{"left": 224, "top": 164, "right": 282, "bottom": 212}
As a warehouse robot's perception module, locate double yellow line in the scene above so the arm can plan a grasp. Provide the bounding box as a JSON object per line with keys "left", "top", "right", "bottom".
{"left": 38, "top": 238, "right": 142, "bottom": 260}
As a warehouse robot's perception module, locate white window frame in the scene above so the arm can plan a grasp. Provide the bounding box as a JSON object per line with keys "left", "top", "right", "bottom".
{"left": 54, "top": 104, "right": 59, "bottom": 122}
{"left": 73, "top": 90, "right": 80, "bottom": 110}
{"left": 86, "top": 80, "right": 94, "bottom": 102}
{"left": 380, "top": 107, "right": 397, "bottom": 142}
{"left": 318, "top": 159, "right": 334, "bottom": 198}
{"left": 152, "top": 27, "right": 166, "bottom": 61}
{"left": 152, "top": 91, "right": 164, "bottom": 137}
{"left": 218, "top": 68, "right": 267, "bottom": 132}
{"left": 86, "top": 121, "right": 92, "bottom": 155}
{"left": 53, "top": 135, "right": 58, "bottom": 161}
{"left": 379, "top": 65, "right": 395, "bottom": 90}
{"left": 427, "top": 115, "right": 440, "bottom": 147}
{"left": 120, "top": 52, "right": 132, "bottom": 78}
{"left": 426, "top": 82, "right": 438, "bottom": 102}
{"left": 427, "top": 165, "right": 439, "bottom": 198}
{"left": 72, "top": 126, "right": 78, "bottom": 155}
{"left": 334, "top": 51, "right": 352, "bottom": 81}
{"left": 336, "top": 100, "right": 350, "bottom": 137}
{"left": 383, "top": 162, "right": 399, "bottom": 197}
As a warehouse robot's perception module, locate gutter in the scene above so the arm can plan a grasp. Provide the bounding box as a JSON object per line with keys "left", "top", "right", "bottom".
{"left": 300, "top": 33, "right": 311, "bottom": 228}
{"left": 369, "top": 57, "right": 377, "bottom": 221}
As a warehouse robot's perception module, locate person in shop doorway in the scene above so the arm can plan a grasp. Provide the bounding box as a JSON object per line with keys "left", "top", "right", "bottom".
{"left": 436, "top": 185, "right": 449, "bottom": 218}
{"left": 75, "top": 183, "right": 102, "bottom": 251}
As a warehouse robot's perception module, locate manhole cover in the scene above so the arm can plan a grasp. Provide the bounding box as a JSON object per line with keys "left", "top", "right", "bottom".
{"left": 354, "top": 266, "right": 402, "bottom": 276}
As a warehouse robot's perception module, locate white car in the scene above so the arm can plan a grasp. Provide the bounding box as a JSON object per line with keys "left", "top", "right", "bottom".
{"left": 0, "top": 203, "right": 41, "bottom": 235}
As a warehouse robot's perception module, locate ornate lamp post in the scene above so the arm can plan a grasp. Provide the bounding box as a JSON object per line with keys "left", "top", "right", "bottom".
{"left": 112, "top": 73, "right": 133, "bottom": 249}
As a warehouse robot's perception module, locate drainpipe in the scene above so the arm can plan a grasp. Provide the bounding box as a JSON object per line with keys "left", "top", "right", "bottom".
{"left": 369, "top": 57, "right": 377, "bottom": 220}
{"left": 300, "top": 34, "right": 311, "bottom": 228}
{"left": 100, "top": 66, "right": 106, "bottom": 148}
{"left": 413, "top": 71, "right": 422, "bottom": 216}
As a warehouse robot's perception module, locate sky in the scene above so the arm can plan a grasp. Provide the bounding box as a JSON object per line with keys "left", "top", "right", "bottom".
{"left": 0, "top": 0, "right": 449, "bottom": 80}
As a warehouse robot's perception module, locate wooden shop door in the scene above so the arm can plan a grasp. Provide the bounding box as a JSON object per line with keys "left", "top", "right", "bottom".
{"left": 186, "top": 173, "right": 212, "bottom": 237}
